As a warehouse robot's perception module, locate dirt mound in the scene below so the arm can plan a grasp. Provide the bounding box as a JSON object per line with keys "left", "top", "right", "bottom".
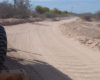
{"left": 60, "top": 18, "right": 100, "bottom": 50}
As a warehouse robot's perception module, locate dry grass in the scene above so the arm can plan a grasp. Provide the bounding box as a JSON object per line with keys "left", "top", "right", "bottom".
{"left": 0, "top": 18, "right": 43, "bottom": 26}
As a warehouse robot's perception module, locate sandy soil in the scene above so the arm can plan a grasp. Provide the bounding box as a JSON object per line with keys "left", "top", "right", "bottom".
{"left": 4, "top": 18, "right": 100, "bottom": 80}
{"left": 61, "top": 18, "right": 100, "bottom": 50}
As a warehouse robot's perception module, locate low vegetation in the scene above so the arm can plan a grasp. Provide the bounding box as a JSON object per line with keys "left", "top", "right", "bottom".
{"left": 35, "top": 6, "right": 68, "bottom": 18}
{"left": 79, "top": 13, "right": 93, "bottom": 21}
{"left": 0, "top": 0, "right": 100, "bottom": 26}
{"left": 93, "top": 11, "right": 100, "bottom": 20}
{"left": 0, "top": 0, "right": 68, "bottom": 19}
{"left": 79, "top": 11, "right": 100, "bottom": 21}
{"left": 0, "top": 0, "right": 31, "bottom": 19}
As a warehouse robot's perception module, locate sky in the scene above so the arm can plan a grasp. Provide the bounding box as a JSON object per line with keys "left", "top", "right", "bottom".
{"left": 0, "top": 0, "right": 100, "bottom": 13}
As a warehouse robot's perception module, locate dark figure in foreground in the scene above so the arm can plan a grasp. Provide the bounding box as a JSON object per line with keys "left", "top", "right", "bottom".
{"left": 0, "top": 25, "right": 7, "bottom": 69}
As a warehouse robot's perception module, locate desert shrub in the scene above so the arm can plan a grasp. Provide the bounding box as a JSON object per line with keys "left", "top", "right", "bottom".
{"left": 35, "top": 6, "right": 68, "bottom": 15}
{"left": 0, "top": 0, "right": 32, "bottom": 18}
{"left": 93, "top": 11, "right": 100, "bottom": 20}
{"left": 50, "top": 8, "right": 62, "bottom": 14}
{"left": 35, "top": 6, "right": 50, "bottom": 14}
{"left": 35, "top": 6, "right": 43, "bottom": 14}
{"left": 61, "top": 11, "right": 68, "bottom": 14}
{"left": 35, "top": 6, "right": 68, "bottom": 18}
{"left": 13, "top": 0, "right": 31, "bottom": 18}
{"left": 44, "top": 12, "right": 68, "bottom": 18}
{"left": 0, "top": 2, "right": 14, "bottom": 18}
{"left": 44, "top": 12, "right": 58, "bottom": 18}
{"left": 80, "top": 13, "right": 92, "bottom": 21}
{"left": 43, "top": 7, "right": 50, "bottom": 13}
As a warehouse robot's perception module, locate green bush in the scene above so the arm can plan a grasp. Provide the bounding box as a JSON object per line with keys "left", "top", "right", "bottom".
{"left": 43, "top": 7, "right": 50, "bottom": 13}
{"left": 61, "top": 11, "right": 68, "bottom": 14}
{"left": 35, "top": 6, "right": 68, "bottom": 16}
{"left": 35, "top": 6, "right": 44, "bottom": 14}
{"left": 35, "top": 6, "right": 50, "bottom": 14}
{"left": 50, "top": 8, "right": 62, "bottom": 14}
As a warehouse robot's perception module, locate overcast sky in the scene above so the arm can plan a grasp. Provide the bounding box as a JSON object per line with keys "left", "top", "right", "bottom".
{"left": 0, "top": 0, "right": 100, "bottom": 13}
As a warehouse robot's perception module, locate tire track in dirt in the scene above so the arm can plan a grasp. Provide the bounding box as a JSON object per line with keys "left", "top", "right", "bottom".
{"left": 5, "top": 18, "right": 100, "bottom": 80}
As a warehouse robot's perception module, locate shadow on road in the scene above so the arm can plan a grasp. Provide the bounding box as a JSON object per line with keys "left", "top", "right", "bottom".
{"left": 5, "top": 56, "right": 72, "bottom": 80}
{"left": 31, "top": 22, "right": 49, "bottom": 26}
{"left": 7, "top": 48, "right": 42, "bottom": 56}
{"left": 7, "top": 48, "right": 18, "bottom": 52}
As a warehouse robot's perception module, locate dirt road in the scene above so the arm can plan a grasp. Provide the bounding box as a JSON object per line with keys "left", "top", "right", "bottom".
{"left": 5, "top": 18, "right": 100, "bottom": 80}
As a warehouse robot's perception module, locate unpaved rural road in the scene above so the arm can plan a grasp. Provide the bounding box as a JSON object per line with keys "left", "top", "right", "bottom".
{"left": 4, "top": 18, "right": 100, "bottom": 80}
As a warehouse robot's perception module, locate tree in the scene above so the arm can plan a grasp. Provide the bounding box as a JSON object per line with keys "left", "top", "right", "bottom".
{"left": 13, "top": 0, "right": 31, "bottom": 18}
{"left": 0, "top": 0, "right": 32, "bottom": 18}
{"left": 35, "top": 6, "right": 50, "bottom": 14}
{"left": 14, "top": 0, "right": 17, "bottom": 8}
{"left": 25, "top": 0, "right": 31, "bottom": 9}
{"left": 94, "top": 11, "right": 100, "bottom": 20}
{"left": 50, "top": 8, "right": 61, "bottom": 14}
{"left": 35, "top": 6, "right": 44, "bottom": 14}
{"left": 62, "top": 11, "right": 68, "bottom": 14}
{"left": 95, "top": 11, "right": 100, "bottom": 17}
{"left": 0, "top": 2, "right": 14, "bottom": 18}
{"left": 43, "top": 7, "right": 50, "bottom": 13}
